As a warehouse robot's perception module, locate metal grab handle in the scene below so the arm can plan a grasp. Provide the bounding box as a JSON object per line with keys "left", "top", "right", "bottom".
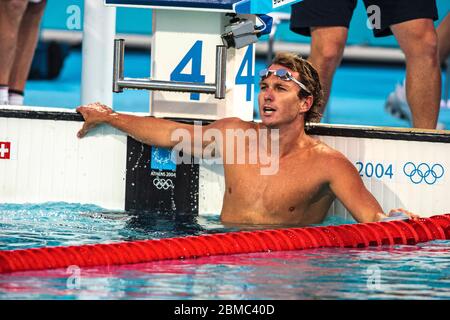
{"left": 113, "top": 39, "right": 227, "bottom": 99}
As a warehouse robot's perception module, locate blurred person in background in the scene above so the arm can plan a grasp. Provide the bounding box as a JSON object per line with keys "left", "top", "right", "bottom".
{"left": 0, "top": 0, "right": 47, "bottom": 106}
{"left": 290, "top": 0, "right": 441, "bottom": 129}
{"left": 385, "top": 12, "right": 450, "bottom": 129}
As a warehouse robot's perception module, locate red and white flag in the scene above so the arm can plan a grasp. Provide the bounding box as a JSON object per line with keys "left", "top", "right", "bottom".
{"left": 0, "top": 142, "right": 11, "bottom": 159}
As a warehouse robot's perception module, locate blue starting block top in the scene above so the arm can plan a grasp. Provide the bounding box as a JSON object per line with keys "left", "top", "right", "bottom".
{"left": 104, "top": 0, "right": 302, "bottom": 14}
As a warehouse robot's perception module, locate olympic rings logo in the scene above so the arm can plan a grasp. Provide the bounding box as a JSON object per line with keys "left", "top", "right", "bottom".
{"left": 153, "top": 177, "right": 175, "bottom": 190}
{"left": 403, "top": 162, "right": 445, "bottom": 185}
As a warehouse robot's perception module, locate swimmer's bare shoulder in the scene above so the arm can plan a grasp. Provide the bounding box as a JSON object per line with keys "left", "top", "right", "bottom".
{"left": 207, "top": 117, "right": 256, "bottom": 131}
{"left": 309, "top": 138, "right": 358, "bottom": 180}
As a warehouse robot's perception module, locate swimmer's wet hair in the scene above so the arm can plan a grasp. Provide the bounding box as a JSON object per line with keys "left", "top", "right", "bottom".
{"left": 271, "top": 52, "right": 324, "bottom": 123}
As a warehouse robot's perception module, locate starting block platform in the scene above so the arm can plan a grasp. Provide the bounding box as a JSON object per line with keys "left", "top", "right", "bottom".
{"left": 105, "top": 0, "right": 301, "bottom": 13}
{"left": 106, "top": 0, "right": 302, "bottom": 121}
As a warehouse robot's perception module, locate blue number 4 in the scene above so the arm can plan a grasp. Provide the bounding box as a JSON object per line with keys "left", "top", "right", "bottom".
{"left": 235, "top": 44, "right": 254, "bottom": 102}
{"left": 170, "top": 40, "right": 205, "bottom": 101}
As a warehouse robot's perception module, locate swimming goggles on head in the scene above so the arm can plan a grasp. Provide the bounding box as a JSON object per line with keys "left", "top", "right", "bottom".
{"left": 259, "top": 68, "right": 311, "bottom": 95}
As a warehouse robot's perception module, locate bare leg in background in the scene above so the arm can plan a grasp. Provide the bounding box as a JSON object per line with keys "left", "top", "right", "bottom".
{"left": 0, "top": 0, "right": 29, "bottom": 87}
{"left": 392, "top": 18, "right": 440, "bottom": 129}
{"left": 9, "top": 0, "right": 47, "bottom": 92}
{"left": 308, "top": 26, "right": 348, "bottom": 119}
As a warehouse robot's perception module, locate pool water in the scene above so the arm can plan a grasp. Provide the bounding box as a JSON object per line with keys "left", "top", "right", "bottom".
{"left": 1, "top": 203, "right": 449, "bottom": 300}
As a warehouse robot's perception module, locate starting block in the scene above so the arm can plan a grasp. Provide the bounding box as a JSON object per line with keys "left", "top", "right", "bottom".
{"left": 105, "top": 0, "right": 302, "bottom": 121}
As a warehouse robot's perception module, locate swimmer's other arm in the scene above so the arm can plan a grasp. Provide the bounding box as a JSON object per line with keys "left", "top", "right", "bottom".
{"left": 327, "top": 152, "right": 419, "bottom": 223}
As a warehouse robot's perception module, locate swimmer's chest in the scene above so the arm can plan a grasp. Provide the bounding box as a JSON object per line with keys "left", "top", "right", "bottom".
{"left": 224, "top": 157, "right": 327, "bottom": 207}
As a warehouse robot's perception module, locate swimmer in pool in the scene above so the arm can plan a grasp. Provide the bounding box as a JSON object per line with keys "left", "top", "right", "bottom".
{"left": 76, "top": 52, "right": 419, "bottom": 226}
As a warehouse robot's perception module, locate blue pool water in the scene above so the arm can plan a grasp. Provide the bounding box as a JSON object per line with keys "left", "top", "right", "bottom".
{"left": 6, "top": 47, "right": 450, "bottom": 300}
{"left": 1, "top": 203, "right": 449, "bottom": 300}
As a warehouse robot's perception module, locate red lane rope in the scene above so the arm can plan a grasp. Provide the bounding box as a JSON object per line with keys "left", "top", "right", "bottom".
{"left": 1, "top": 214, "right": 449, "bottom": 274}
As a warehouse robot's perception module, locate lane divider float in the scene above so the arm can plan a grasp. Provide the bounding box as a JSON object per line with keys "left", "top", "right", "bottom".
{"left": 1, "top": 214, "right": 449, "bottom": 273}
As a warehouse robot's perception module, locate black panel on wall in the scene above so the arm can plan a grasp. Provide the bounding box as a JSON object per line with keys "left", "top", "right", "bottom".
{"left": 125, "top": 137, "right": 199, "bottom": 214}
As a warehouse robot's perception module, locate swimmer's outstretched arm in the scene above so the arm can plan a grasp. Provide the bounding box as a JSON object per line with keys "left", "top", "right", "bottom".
{"left": 76, "top": 102, "right": 227, "bottom": 155}
{"left": 327, "top": 151, "right": 419, "bottom": 223}
{"left": 76, "top": 102, "right": 191, "bottom": 148}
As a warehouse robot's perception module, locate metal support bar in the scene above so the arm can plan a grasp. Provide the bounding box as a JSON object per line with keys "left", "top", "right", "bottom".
{"left": 113, "top": 39, "right": 228, "bottom": 99}
{"left": 215, "top": 45, "right": 227, "bottom": 99}
{"left": 113, "top": 39, "right": 124, "bottom": 93}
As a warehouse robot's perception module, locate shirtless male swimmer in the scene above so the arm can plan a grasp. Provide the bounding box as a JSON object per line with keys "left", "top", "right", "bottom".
{"left": 76, "top": 53, "right": 418, "bottom": 226}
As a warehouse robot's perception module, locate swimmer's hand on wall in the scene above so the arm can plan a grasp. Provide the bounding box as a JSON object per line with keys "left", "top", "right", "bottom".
{"left": 378, "top": 208, "right": 420, "bottom": 222}
{"left": 76, "top": 102, "right": 115, "bottom": 138}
